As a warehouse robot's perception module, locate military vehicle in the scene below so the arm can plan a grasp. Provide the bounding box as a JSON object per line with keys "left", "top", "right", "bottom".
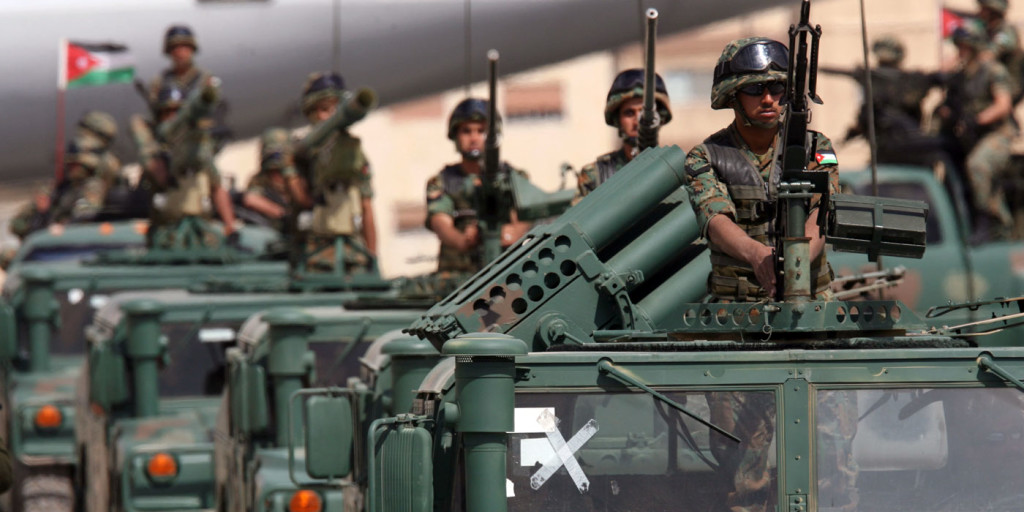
{"left": 73, "top": 286, "right": 424, "bottom": 512}
{"left": 830, "top": 165, "right": 1024, "bottom": 339}
{"left": 0, "top": 222, "right": 292, "bottom": 511}
{"left": 3, "top": 220, "right": 146, "bottom": 270}
{"left": 215, "top": 308, "right": 436, "bottom": 512}
{"left": 287, "top": 6, "right": 1024, "bottom": 509}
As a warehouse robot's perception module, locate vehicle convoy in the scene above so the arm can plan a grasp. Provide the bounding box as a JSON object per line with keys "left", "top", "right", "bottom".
{"left": 0, "top": 222, "right": 291, "bottom": 511}
{"left": 215, "top": 308, "right": 439, "bottom": 512}
{"left": 74, "top": 288, "right": 426, "bottom": 512}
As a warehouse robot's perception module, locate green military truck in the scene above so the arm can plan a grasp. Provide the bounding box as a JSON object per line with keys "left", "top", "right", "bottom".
{"left": 215, "top": 307, "right": 434, "bottom": 512}
{"left": 831, "top": 164, "right": 1024, "bottom": 342}
{"left": 289, "top": 136, "right": 1024, "bottom": 512}
{"left": 0, "top": 222, "right": 288, "bottom": 511}
{"left": 75, "top": 289, "right": 411, "bottom": 512}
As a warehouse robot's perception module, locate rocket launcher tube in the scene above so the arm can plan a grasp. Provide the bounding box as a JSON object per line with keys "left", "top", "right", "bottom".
{"left": 157, "top": 77, "right": 221, "bottom": 141}
{"left": 293, "top": 87, "right": 378, "bottom": 156}
{"left": 557, "top": 146, "right": 687, "bottom": 249}
{"left": 605, "top": 194, "right": 700, "bottom": 281}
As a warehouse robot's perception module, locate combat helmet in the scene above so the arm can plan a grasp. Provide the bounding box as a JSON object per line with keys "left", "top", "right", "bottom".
{"left": 260, "top": 127, "right": 291, "bottom": 171}
{"left": 979, "top": 0, "right": 1009, "bottom": 15}
{"left": 447, "top": 98, "right": 501, "bottom": 160}
{"left": 952, "top": 20, "right": 990, "bottom": 50}
{"left": 873, "top": 36, "right": 905, "bottom": 66}
{"left": 163, "top": 25, "right": 198, "bottom": 54}
{"left": 78, "top": 110, "right": 118, "bottom": 144}
{"left": 301, "top": 72, "right": 344, "bottom": 116}
{"left": 604, "top": 69, "right": 672, "bottom": 126}
{"left": 711, "top": 37, "right": 789, "bottom": 110}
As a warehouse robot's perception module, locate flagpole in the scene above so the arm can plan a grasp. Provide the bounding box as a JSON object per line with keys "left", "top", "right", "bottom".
{"left": 55, "top": 38, "right": 68, "bottom": 183}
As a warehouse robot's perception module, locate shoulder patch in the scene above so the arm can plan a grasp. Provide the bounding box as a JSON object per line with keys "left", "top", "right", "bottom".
{"left": 814, "top": 151, "right": 838, "bottom": 166}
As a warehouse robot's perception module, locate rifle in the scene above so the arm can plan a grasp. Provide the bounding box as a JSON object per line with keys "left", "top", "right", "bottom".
{"left": 774, "top": 0, "right": 827, "bottom": 302}
{"left": 637, "top": 8, "right": 661, "bottom": 151}
{"left": 477, "top": 49, "right": 510, "bottom": 266}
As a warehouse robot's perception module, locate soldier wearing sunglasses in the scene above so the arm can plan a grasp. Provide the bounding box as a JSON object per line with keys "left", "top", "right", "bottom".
{"left": 684, "top": 37, "right": 839, "bottom": 304}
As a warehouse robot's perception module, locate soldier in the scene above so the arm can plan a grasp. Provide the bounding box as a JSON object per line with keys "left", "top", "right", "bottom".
{"left": 577, "top": 69, "right": 672, "bottom": 197}
{"left": 425, "top": 98, "right": 531, "bottom": 273}
{"left": 149, "top": 25, "right": 211, "bottom": 106}
{"left": 75, "top": 110, "right": 123, "bottom": 188}
{"left": 977, "top": 0, "right": 1024, "bottom": 102}
{"left": 289, "top": 72, "right": 377, "bottom": 271}
{"left": 936, "top": 22, "right": 1016, "bottom": 239}
{"left": 242, "top": 127, "right": 305, "bottom": 235}
{"left": 822, "top": 36, "right": 945, "bottom": 165}
{"left": 684, "top": 37, "right": 849, "bottom": 512}
{"left": 9, "top": 141, "right": 109, "bottom": 239}
{"left": 136, "top": 80, "right": 236, "bottom": 247}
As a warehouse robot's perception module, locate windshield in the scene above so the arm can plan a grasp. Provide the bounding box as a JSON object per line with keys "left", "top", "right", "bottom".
{"left": 817, "top": 387, "right": 1024, "bottom": 512}
{"left": 155, "top": 320, "right": 237, "bottom": 397}
{"left": 309, "top": 340, "right": 372, "bottom": 387}
{"left": 507, "top": 389, "right": 777, "bottom": 511}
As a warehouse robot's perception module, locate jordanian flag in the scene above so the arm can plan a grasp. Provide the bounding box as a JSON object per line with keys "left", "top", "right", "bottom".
{"left": 63, "top": 41, "right": 134, "bottom": 89}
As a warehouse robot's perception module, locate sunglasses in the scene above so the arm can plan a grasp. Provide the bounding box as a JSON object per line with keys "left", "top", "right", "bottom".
{"left": 738, "top": 82, "right": 787, "bottom": 97}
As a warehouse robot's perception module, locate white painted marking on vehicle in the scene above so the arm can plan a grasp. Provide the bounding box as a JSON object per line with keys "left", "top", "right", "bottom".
{"left": 513, "top": 407, "right": 555, "bottom": 433}
{"left": 529, "top": 409, "right": 598, "bottom": 493}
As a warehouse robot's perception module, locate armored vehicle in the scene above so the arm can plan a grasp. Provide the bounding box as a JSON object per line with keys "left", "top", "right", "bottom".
{"left": 0, "top": 222, "right": 288, "bottom": 511}
{"left": 75, "top": 288, "right": 413, "bottom": 512}
{"left": 216, "top": 308, "right": 436, "bottom": 512}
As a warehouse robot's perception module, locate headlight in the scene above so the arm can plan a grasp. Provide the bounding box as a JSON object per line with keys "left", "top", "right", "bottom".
{"left": 289, "top": 489, "right": 323, "bottom": 512}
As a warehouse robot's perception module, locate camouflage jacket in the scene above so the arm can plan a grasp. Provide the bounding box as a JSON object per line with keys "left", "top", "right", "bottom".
{"left": 577, "top": 148, "right": 631, "bottom": 198}
{"left": 74, "top": 130, "right": 123, "bottom": 187}
{"left": 148, "top": 65, "right": 211, "bottom": 106}
{"left": 684, "top": 123, "right": 839, "bottom": 301}
{"left": 946, "top": 59, "right": 1016, "bottom": 139}
{"left": 425, "top": 161, "right": 524, "bottom": 273}
{"left": 295, "top": 129, "right": 374, "bottom": 200}
{"left": 989, "top": 22, "right": 1024, "bottom": 102}
{"left": 245, "top": 171, "right": 292, "bottom": 232}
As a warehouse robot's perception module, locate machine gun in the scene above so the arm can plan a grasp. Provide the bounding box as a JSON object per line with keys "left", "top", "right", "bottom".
{"left": 471, "top": 50, "right": 577, "bottom": 267}
{"left": 477, "top": 50, "right": 510, "bottom": 266}
{"left": 773, "top": 0, "right": 827, "bottom": 301}
{"left": 637, "top": 8, "right": 661, "bottom": 151}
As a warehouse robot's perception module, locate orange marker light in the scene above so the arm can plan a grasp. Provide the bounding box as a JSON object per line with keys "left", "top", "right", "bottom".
{"left": 99, "top": 222, "right": 114, "bottom": 236}
{"left": 289, "top": 490, "right": 323, "bottom": 512}
{"left": 34, "top": 405, "right": 63, "bottom": 429}
{"left": 134, "top": 221, "right": 149, "bottom": 235}
{"left": 146, "top": 452, "right": 178, "bottom": 478}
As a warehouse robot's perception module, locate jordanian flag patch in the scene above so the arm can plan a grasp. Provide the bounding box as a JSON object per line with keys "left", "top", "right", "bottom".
{"left": 815, "top": 151, "right": 838, "bottom": 166}
{"left": 66, "top": 42, "right": 134, "bottom": 89}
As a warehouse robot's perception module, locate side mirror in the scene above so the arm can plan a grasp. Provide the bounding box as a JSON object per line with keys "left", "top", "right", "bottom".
{"left": 305, "top": 395, "right": 353, "bottom": 478}
{"left": 230, "top": 361, "right": 268, "bottom": 436}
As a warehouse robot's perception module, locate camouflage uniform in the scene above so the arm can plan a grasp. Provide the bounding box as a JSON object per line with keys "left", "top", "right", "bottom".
{"left": 706, "top": 391, "right": 776, "bottom": 512}
{"left": 684, "top": 123, "right": 839, "bottom": 301}
{"left": 697, "top": 37, "right": 853, "bottom": 512}
{"left": 944, "top": 31, "right": 1017, "bottom": 233}
{"left": 137, "top": 82, "right": 224, "bottom": 248}
{"left": 9, "top": 143, "right": 109, "bottom": 239}
{"left": 577, "top": 149, "right": 630, "bottom": 197}
{"left": 76, "top": 110, "right": 123, "bottom": 187}
{"left": 149, "top": 25, "right": 211, "bottom": 109}
{"left": 426, "top": 162, "right": 524, "bottom": 273}
{"left": 243, "top": 127, "right": 297, "bottom": 234}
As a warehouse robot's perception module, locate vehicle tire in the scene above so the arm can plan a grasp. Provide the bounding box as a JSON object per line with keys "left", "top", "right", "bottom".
{"left": 20, "top": 470, "right": 74, "bottom": 512}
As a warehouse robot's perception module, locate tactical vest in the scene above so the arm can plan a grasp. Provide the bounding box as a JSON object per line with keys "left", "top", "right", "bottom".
{"left": 701, "top": 136, "right": 832, "bottom": 302}
{"left": 437, "top": 164, "right": 483, "bottom": 273}
{"left": 311, "top": 184, "right": 362, "bottom": 236}
{"left": 312, "top": 131, "right": 367, "bottom": 191}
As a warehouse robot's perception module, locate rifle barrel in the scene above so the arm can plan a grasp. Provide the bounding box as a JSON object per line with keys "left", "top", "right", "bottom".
{"left": 638, "top": 8, "right": 659, "bottom": 150}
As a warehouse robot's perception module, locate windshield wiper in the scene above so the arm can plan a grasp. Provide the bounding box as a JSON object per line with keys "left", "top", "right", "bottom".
{"left": 597, "top": 360, "right": 740, "bottom": 443}
{"left": 977, "top": 354, "right": 1024, "bottom": 393}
